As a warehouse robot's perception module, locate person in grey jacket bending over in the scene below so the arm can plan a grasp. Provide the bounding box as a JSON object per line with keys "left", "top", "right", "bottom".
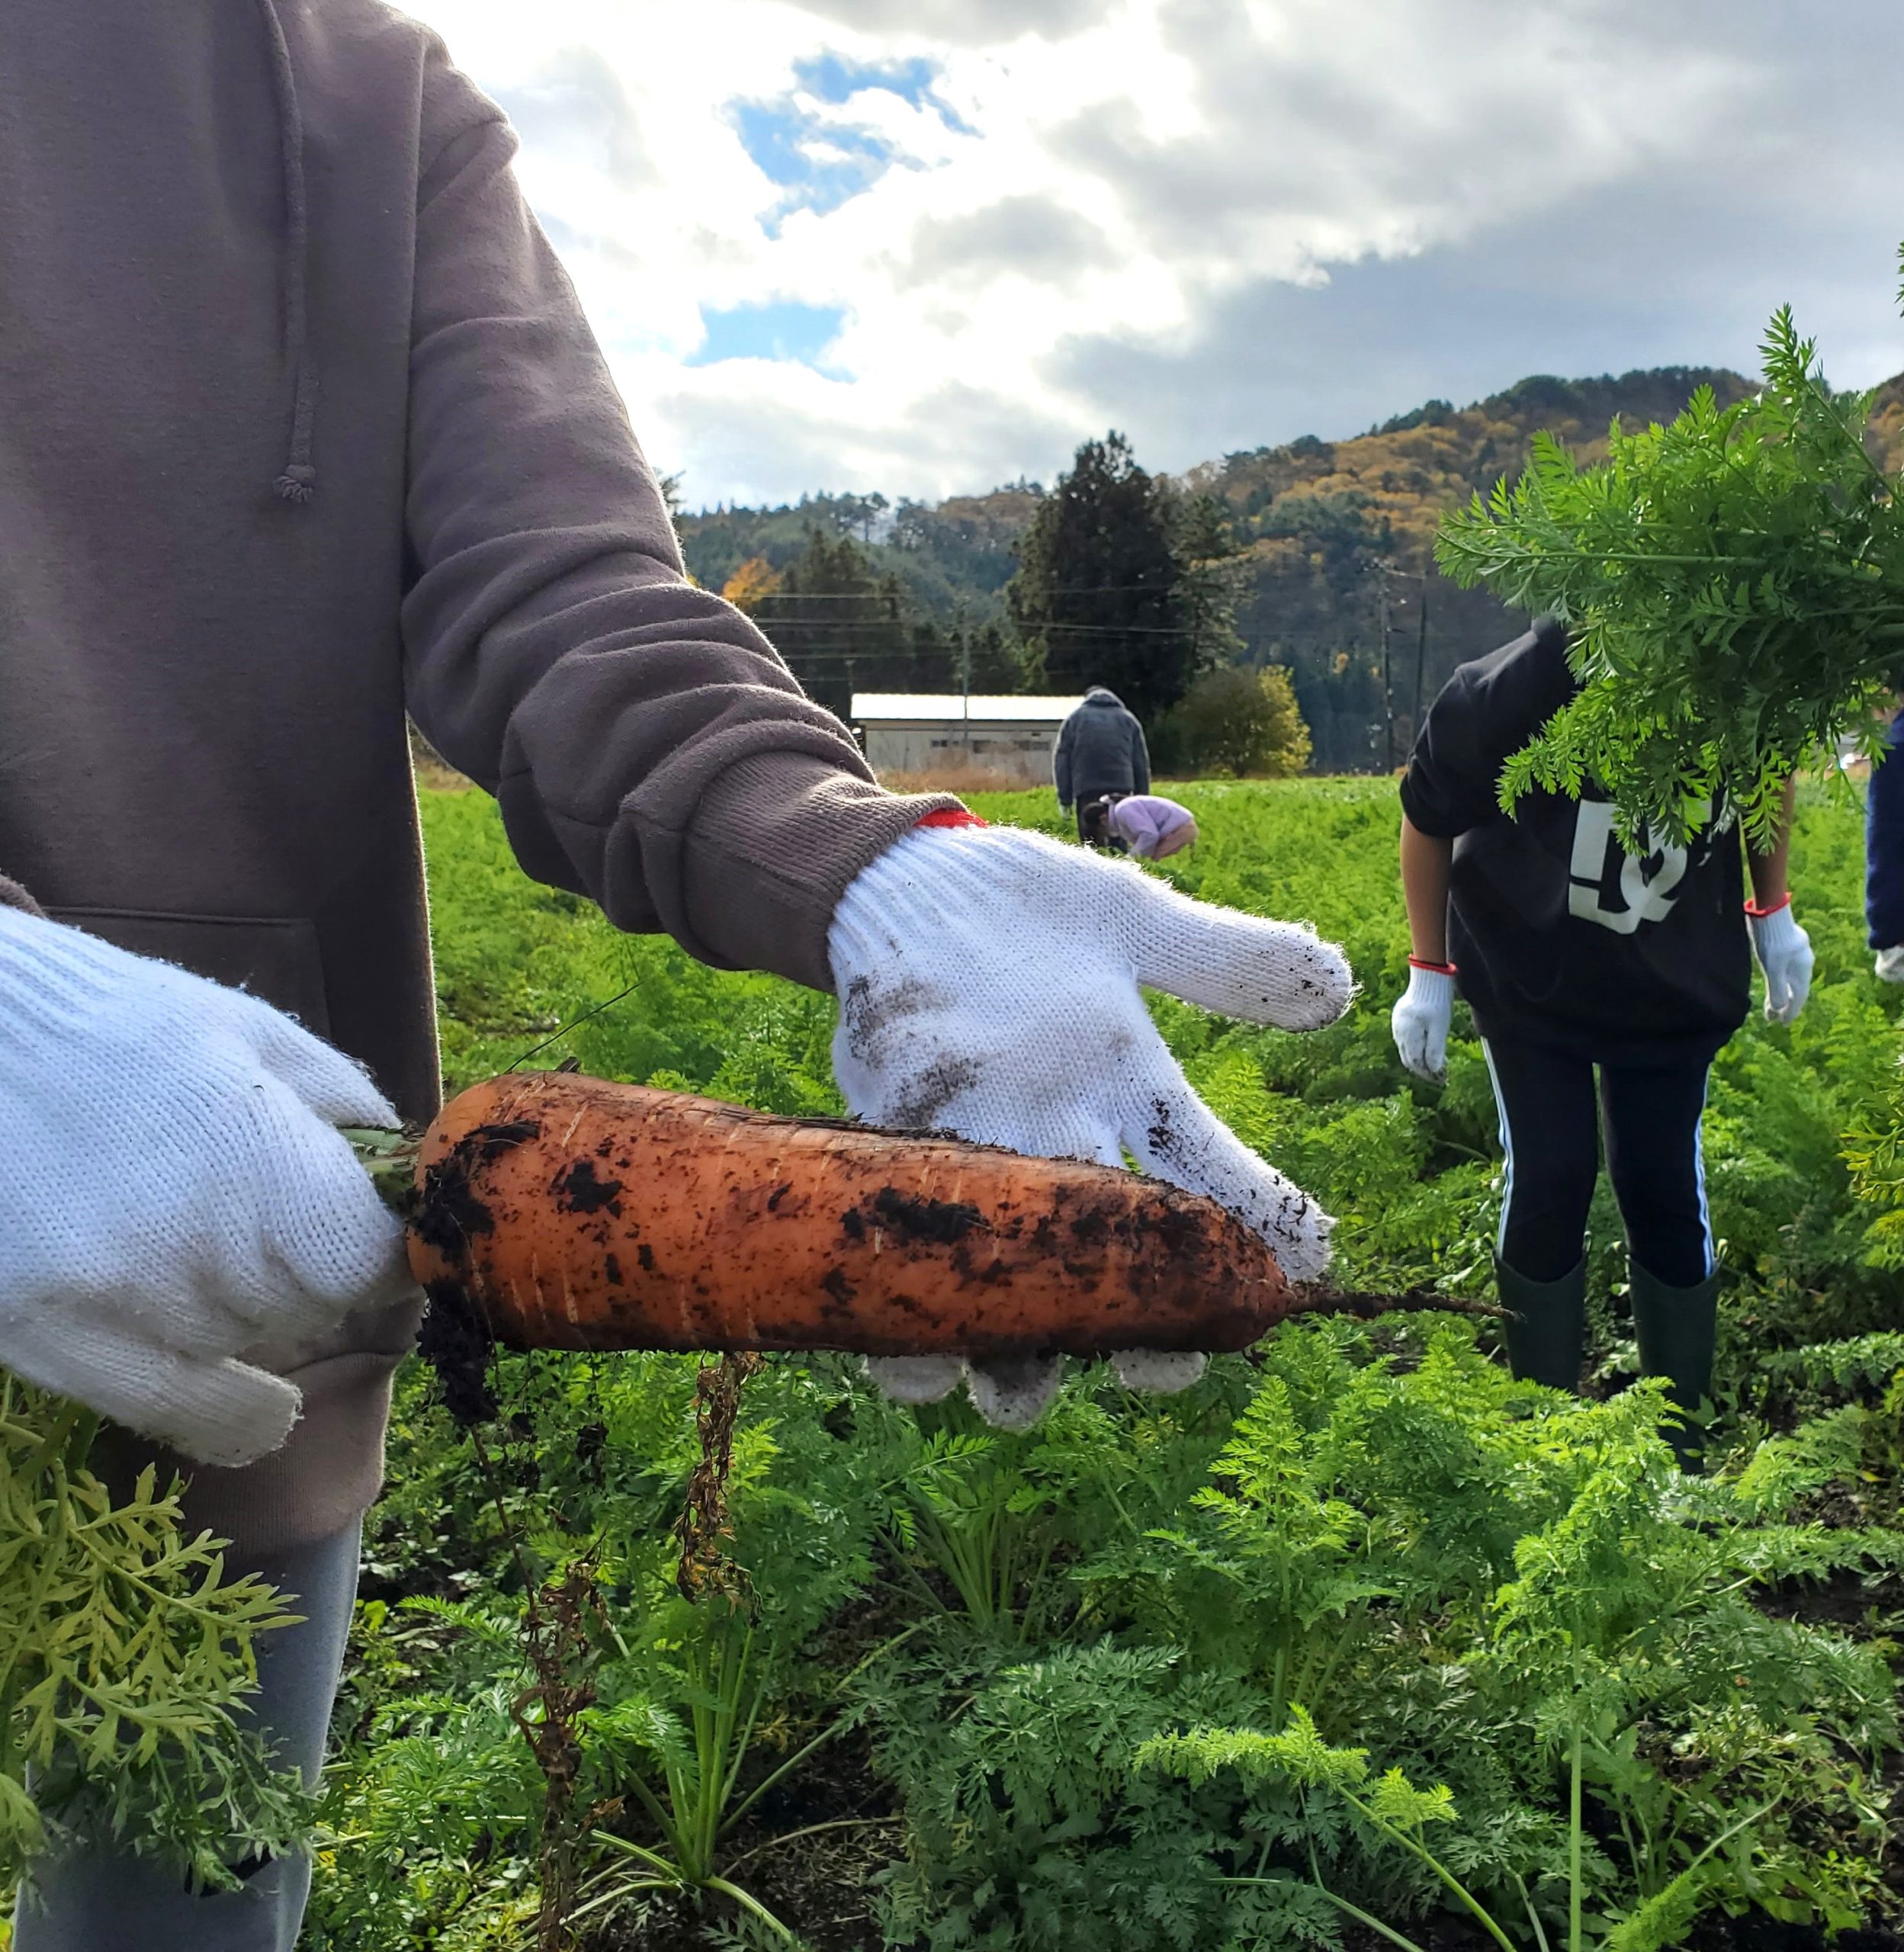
{"left": 1055, "top": 688, "right": 1151, "bottom": 842}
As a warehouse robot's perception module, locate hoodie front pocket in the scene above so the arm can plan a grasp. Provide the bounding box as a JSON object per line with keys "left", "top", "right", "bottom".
{"left": 46, "top": 906, "right": 331, "bottom": 1034}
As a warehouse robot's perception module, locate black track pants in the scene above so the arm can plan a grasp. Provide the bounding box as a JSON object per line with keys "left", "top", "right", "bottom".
{"left": 1482, "top": 1037, "right": 1715, "bottom": 1288}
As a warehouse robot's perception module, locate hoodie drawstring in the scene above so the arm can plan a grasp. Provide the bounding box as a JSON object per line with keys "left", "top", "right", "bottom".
{"left": 253, "top": 0, "right": 316, "bottom": 504}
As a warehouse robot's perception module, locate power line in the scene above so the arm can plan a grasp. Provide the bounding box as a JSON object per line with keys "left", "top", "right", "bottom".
{"left": 740, "top": 581, "right": 1185, "bottom": 599}
{"left": 751, "top": 617, "right": 1201, "bottom": 640}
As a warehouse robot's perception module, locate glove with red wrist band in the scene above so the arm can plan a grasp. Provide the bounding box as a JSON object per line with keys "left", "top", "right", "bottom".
{"left": 1745, "top": 892, "right": 1812, "bottom": 1023}
{"left": 1390, "top": 956, "right": 1456, "bottom": 1084}
{"left": 827, "top": 810, "right": 1354, "bottom": 1425}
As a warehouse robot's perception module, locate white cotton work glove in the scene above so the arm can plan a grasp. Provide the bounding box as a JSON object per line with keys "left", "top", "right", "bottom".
{"left": 1747, "top": 899, "right": 1814, "bottom": 1024}
{"left": 1877, "top": 946, "right": 1904, "bottom": 984}
{"left": 0, "top": 907, "right": 413, "bottom": 1466}
{"left": 827, "top": 822, "right": 1353, "bottom": 1428}
{"left": 1390, "top": 962, "right": 1456, "bottom": 1084}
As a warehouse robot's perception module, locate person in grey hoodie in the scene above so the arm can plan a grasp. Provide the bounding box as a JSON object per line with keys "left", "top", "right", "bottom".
{"left": 0, "top": 6, "right": 1353, "bottom": 1944}
{"left": 1054, "top": 688, "right": 1151, "bottom": 842}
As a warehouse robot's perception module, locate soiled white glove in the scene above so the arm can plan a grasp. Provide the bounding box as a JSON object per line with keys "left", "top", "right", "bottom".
{"left": 1748, "top": 901, "right": 1814, "bottom": 1024}
{"left": 829, "top": 824, "right": 1353, "bottom": 1427}
{"left": 1877, "top": 945, "right": 1904, "bottom": 984}
{"left": 0, "top": 907, "right": 412, "bottom": 1466}
{"left": 1390, "top": 963, "right": 1455, "bottom": 1083}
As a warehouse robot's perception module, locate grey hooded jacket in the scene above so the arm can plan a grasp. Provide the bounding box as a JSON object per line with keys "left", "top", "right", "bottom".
{"left": 0, "top": 0, "right": 954, "bottom": 1546}
{"left": 1053, "top": 689, "right": 1151, "bottom": 808}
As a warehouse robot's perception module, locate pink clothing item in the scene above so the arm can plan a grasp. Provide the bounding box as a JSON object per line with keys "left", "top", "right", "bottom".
{"left": 1109, "top": 795, "right": 1199, "bottom": 859}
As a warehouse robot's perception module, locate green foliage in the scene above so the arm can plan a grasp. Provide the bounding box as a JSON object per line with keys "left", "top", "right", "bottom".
{"left": 576, "top": 1597, "right": 861, "bottom": 1945}
{"left": 298, "top": 777, "right": 1904, "bottom": 1947}
{"left": 1437, "top": 297, "right": 1904, "bottom": 848}
{"left": 313, "top": 1350, "right": 886, "bottom": 1948}
{"left": 1845, "top": 1061, "right": 1904, "bottom": 1269}
{"left": 1170, "top": 490, "right": 1253, "bottom": 671}
{"left": 1007, "top": 432, "right": 1201, "bottom": 722}
{"left": 0, "top": 1376, "right": 313, "bottom": 1896}
{"left": 1138, "top": 1709, "right": 1514, "bottom": 1952}
{"left": 753, "top": 527, "right": 933, "bottom": 721}
{"left": 1163, "top": 664, "right": 1312, "bottom": 778}
{"left": 871, "top": 1324, "right": 1896, "bottom": 1950}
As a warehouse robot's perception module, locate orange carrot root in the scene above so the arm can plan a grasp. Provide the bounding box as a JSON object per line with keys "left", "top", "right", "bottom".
{"left": 403, "top": 1072, "right": 1294, "bottom": 1360}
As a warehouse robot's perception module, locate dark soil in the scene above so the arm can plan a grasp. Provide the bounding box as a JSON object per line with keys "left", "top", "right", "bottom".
{"left": 869, "top": 1184, "right": 984, "bottom": 1246}
{"left": 1755, "top": 1565, "right": 1904, "bottom": 1633}
{"left": 409, "top": 1117, "right": 540, "bottom": 1256}
{"left": 416, "top": 1279, "right": 499, "bottom": 1426}
{"left": 1684, "top": 1921, "right": 1904, "bottom": 1952}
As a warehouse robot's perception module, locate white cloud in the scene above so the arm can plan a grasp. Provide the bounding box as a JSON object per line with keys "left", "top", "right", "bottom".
{"left": 405, "top": 0, "right": 1904, "bottom": 505}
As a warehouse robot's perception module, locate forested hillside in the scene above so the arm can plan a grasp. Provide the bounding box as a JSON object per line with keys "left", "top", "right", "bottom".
{"left": 676, "top": 366, "right": 1779, "bottom": 769}
{"left": 1196, "top": 366, "right": 1760, "bottom": 767}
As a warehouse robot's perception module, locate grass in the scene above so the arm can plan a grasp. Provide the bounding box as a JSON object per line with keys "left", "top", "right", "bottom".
{"left": 297, "top": 769, "right": 1904, "bottom": 1951}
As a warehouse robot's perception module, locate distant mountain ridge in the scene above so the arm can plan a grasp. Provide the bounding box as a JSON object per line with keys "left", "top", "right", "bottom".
{"left": 678, "top": 364, "right": 1883, "bottom": 770}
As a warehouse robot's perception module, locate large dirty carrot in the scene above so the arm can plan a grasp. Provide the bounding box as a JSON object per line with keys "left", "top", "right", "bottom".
{"left": 357, "top": 1070, "right": 1297, "bottom": 1360}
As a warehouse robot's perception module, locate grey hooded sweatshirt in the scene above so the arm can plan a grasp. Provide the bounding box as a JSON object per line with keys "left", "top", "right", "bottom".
{"left": 1053, "top": 689, "right": 1151, "bottom": 808}
{"left": 0, "top": 0, "right": 953, "bottom": 1546}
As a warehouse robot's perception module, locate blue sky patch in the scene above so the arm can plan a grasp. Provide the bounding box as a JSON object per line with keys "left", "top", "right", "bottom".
{"left": 793, "top": 53, "right": 973, "bottom": 133}
{"left": 730, "top": 101, "right": 897, "bottom": 227}
{"left": 687, "top": 300, "right": 847, "bottom": 372}
{"left": 797, "top": 52, "right": 935, "bottom": 107}
{"left": 730, "top": 53, "right": 968, "bottom": 234}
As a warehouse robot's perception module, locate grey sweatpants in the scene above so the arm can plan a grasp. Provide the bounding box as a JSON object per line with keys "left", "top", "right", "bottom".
{"left": 13, "top": 1520, "right": 361, "bottom": 1952}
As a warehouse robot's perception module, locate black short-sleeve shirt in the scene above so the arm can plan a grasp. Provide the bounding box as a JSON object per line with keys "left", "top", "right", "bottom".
{"left": 1400, "top": 618, "right": 1749, "bottom": 1063}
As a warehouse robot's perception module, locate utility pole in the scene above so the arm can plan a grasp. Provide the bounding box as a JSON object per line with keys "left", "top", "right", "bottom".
{"left": 1376, "top": 559, "right": 1395, "bottom": 772}
{"left": 958, "top": 605, "right": 971, "bottom": 755}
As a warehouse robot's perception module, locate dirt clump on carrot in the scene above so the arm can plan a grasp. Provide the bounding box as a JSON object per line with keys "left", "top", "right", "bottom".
{"left": 866, "top": 1186, "right": 983, "bottom": 1245}
{"left": 416, "top": 1277, "right": 500, "bottom": 1426}
{"left": 406, "top": 1119, "right": 538, "bottom": 1259}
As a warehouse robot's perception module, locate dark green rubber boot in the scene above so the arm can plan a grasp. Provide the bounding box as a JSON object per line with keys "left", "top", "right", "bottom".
{"left": 1495, "top": 1255, "right": 1588, "bottom": 1393}
{"left": 1629, "top": 1262, "right": 1721, "bottom": 1471}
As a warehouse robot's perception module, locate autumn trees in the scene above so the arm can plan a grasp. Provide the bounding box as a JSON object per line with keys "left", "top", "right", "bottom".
{"left": 702, "top": 430, "right": 1314, "bottom": 773}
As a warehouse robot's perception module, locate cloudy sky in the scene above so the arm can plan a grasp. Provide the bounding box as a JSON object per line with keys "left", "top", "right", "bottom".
{"left": 411, "top": 0, "right": 1904, "bottom": 509}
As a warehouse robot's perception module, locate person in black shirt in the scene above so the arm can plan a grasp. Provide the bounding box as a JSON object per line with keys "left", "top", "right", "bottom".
{"left": 1391, "top": 618, "right": 1816, "bottom": 1462}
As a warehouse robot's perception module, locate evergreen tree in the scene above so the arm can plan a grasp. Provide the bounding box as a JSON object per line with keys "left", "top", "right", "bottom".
{"left": 962, "top": 619, "right": 1029, "bottom": 693}
{"left": 1007, "top": 433, "right": 1198, "bottom": 722}
{"left": 1174, "top": 490, "right": 1251, "bottom": 669}
{"left": 753, "top": 528, "right": 949, "bottom": 719}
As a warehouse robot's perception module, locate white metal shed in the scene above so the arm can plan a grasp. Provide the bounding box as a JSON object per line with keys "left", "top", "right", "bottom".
{"left": 850, "top": 693, "right": 1084, "bottom": 785}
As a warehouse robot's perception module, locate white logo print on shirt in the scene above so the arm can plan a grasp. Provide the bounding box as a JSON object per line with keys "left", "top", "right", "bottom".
{"left": 1566, "top": 801, "right": 1687, "bottom": 936}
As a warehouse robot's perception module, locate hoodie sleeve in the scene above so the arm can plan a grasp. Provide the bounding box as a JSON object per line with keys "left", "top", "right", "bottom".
{"left": 398, "top": 61, "right": 954, "bottom": 993}
{"left": 1052, "top": 715, "right": 1074, "bottom": 809}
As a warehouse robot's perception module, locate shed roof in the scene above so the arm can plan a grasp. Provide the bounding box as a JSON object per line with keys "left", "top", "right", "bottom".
{"left": 851, "top": 693, "right": 1084, "bottom": 724}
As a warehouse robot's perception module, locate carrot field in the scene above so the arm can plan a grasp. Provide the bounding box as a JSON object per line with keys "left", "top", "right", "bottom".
{"left": 306, "top": 775, "right": 1904, "bottom": 1952}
